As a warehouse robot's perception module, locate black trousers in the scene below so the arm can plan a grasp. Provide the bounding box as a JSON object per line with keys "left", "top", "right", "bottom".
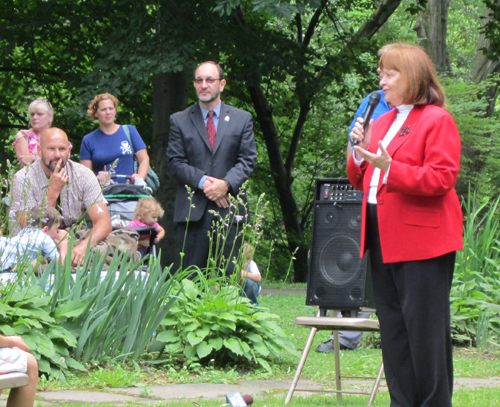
{"left": 176, "top": 207, "right": 243, "bottom": 279}
{"left": 367, "top": 204, "right": 454, "bottom": 407}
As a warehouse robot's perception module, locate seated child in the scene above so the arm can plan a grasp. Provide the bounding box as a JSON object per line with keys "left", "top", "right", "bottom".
{"left": 0, "top": 334, "right": 38, "bottom": 407}
{"left": 127, "top": 197, "right": 165, "bottom": 257}
{"left": 0, "top": 205, "right": 68, "bottom": 271}
{"left": 240, "top": 243, "right": 262, "bottom": 306}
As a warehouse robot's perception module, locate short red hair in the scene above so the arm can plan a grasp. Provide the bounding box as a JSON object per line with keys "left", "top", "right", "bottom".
{"left": 379, "top": 43, "right": 446, "bottom": 107}
{"left": 87, "top": 93, "right": 119, "bottom": 120}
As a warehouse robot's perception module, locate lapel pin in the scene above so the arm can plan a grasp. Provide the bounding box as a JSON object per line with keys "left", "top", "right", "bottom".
{"left": 399, "top": 126, "right": 410, "bottom": 137}
{"left": 225, "top": 116, "right": 230, "bottom": 122}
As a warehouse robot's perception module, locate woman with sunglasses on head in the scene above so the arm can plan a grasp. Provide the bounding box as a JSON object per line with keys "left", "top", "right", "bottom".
{"left": 80, "top": 93, "right": 149, "bottom": 184}
{"left": 13, "top": 98, "right": 53, "bottom": 167}
{"left": 348, "top": 43, "right": 462, "bottom": 407}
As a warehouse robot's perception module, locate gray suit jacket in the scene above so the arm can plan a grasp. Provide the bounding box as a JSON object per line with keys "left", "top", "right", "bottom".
{"left": 167, "top": 102, "right": 257, "bottom": 223}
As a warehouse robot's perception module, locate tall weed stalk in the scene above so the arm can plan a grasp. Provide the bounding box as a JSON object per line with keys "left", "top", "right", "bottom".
{"left": 451, "top": 191, "right": 500, "bottom": 346}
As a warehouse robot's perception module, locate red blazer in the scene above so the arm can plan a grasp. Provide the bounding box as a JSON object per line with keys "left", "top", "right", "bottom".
{"left": 347, "top": 104, "right": 463, "bottom": 263}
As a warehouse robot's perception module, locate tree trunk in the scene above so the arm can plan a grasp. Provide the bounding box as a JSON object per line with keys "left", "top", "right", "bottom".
{"left": 247, "top": 84, "right": 310, "bottom": 282}
{"left": 413, "top": 0, "right": 453, "bottom": 75}
{"left": 455, "top": 1, "right": 500, "bottom": 198}
{"left": 152, "top": 72, "right": 189, "bottom": 271}
{"left": 472, "top": 1, "right": 500, "bottom": 115}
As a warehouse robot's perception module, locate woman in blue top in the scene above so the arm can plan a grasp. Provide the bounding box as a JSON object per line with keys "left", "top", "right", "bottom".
{"left": 80, "top": 93, "right": 150, "bottom": 183}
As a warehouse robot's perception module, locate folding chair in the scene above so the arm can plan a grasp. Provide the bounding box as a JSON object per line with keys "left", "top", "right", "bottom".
{"left": 285, "top": 312, "right": 384, "bottom": 405}
{"left": 0, "top": 372, "right": 30, "bottom": 390}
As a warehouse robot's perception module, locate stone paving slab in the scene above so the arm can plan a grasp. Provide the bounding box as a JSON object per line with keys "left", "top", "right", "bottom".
{"left": 26, "top": 377, "right": 500, "bottom": 405}
{"left": 118, "top": 379, "right": 320, "bottom": 400}
{"left": 36, "top": 390, "right": 158, "bottom": 405}
{"left": 455, "top": 377, "right": 500, "bottom": 389}
{"left": 33, "top": 380, "right": 318, "bottom": 405}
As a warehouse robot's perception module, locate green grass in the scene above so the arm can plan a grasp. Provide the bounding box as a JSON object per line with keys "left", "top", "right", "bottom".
{"left": 33, "top": 290, "right": 500, "bottom": 407}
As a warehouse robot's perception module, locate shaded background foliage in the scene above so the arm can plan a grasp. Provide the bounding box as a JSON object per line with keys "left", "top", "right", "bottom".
{"left": 1, "top": 0, "right": 500, "bottom": 281}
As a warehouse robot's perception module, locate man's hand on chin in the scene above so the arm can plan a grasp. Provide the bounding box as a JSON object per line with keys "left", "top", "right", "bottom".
{"left": 49, "top": 160, "right": 69, "bottom": 194}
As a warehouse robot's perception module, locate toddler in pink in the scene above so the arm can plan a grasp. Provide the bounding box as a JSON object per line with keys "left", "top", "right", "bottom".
{"left": 127, "top": 197, "right": 165, "bottom": 257}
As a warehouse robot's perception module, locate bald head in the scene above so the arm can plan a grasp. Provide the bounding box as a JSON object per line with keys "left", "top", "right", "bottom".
{"left": 40, "top": 127, "right": 69, "bottom": 148}
{"left": 38, "top": 127, "right": 71, "bottom": 176}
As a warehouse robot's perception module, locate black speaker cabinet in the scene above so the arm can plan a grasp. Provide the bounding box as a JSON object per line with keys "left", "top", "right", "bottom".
{"left": 306, "top": 178, "right": 375, "bottom": 311}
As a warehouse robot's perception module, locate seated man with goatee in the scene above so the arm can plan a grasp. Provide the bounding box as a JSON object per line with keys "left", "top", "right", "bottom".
{"left": 11, "top": 127, "right": 139, "bottom": 267}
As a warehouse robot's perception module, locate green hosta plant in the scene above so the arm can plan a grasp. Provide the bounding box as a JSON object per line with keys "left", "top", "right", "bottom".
{"left": 155, "top": 277, "right": 296, "bottom": 372}
{"left": 0, "top": 275, "right": 84, "bottom": 378}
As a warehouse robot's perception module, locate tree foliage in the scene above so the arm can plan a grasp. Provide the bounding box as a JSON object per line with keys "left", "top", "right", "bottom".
{"left": 1, "top": 0, "right": 500, "bottom": 281}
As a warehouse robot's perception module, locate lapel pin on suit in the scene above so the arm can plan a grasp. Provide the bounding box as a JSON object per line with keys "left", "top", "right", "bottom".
{"left": 399, "top": 126, "right": 410, "bottom": 137}
{"left": 225, "top": 115, "right": 230, "bottom": 122}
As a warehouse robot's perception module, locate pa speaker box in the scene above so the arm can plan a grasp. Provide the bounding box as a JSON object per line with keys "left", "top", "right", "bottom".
{"left": 306, "top": 178, "right": 375, "bottom": 311}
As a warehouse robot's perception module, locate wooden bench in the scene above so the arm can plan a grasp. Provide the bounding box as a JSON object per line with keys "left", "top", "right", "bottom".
{"left": 0, "top": 372, "right": 30, "bottom": 390}
{"left": 285, "top": 315, "right": 384, "bottom": 405}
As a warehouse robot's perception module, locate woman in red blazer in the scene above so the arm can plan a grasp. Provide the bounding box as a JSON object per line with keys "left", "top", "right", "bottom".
{"left": 348, "top": 43, "right": 462, "bottom": 407}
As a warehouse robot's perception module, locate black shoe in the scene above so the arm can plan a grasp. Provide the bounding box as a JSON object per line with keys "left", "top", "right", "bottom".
{"left": 315, "top": 339, "right": 355, "bottom": 353}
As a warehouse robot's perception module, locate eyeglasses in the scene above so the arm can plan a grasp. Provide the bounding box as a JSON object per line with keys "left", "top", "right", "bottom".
{"left": 194, "top": 78, "right": 221, "bottom": 85}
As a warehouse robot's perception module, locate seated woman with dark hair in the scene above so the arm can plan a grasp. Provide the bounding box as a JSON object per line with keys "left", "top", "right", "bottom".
{"left": 80, "top": 93, "right": 150, "bottom": 184}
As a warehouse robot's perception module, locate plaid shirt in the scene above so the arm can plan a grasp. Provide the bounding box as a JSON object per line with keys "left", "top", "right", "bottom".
{"left": 12, "top": 159, "right": 104, "bottom": 229}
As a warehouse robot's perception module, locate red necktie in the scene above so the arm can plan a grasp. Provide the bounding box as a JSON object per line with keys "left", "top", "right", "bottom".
{"left": 207, "top": 110, "right": 216, "bottom": 150}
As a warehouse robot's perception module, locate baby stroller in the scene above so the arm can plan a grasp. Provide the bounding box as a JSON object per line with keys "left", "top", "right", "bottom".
{"left": 103, "top": 175, "right": 159, "bottom": 262}
{"left": 103, "top": 175, "right": 152, "bottom": 224}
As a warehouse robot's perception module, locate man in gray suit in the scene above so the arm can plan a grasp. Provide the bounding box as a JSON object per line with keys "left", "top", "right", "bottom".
{"left": 167, "top": 61, "right": 257, "bottom": 277}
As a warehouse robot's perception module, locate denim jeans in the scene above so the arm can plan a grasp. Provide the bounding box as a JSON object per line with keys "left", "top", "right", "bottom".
{"left": 243, "top": 278, "right": 261, "bottom": 306}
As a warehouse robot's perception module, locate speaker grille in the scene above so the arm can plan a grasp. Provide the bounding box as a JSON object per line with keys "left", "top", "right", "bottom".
{"left": 318, "top": 235, "right": 362, "bottom": 286}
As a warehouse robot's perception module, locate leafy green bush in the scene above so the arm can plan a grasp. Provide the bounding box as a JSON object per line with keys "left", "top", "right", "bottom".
{"left": 155, "top": 278, "right": 296, "bottom": 372}
{"left": 0, "top": 233, "right": 184, "bottom": 376}
{"left": 0, "top": 278, "right": 84, "bottom": 378}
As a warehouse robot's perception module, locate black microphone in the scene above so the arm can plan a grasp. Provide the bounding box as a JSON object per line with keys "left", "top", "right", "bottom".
{"left": 352, "top": 91, "right": 381, "bottom": 146}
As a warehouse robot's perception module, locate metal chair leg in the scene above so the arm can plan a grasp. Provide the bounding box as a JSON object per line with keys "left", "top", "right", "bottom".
{"left": 285, "top": 326, "right": 318, "bottom": 404}
{"left": 368, "top": 361, "right": 384, "bottom": 405}
{"left": 333, "top": 330, "right": 342, "bottom": 402}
